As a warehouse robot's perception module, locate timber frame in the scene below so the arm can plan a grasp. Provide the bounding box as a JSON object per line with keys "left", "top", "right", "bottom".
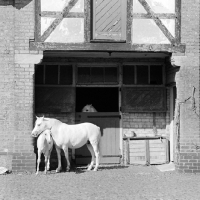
{"left": 30, "top": 0, "right": 185, "bottom": 53}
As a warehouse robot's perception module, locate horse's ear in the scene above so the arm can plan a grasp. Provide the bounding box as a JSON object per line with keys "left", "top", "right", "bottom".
{"left": 42, "top": 116, "right": 44, "bottom": 120}
{"left": 36, "top": 115, "right": 38, "bottom": 119}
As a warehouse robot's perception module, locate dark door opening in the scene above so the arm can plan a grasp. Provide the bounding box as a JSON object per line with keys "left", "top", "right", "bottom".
{"left": 76, "top": 87, "right": 119, "bottom": 112}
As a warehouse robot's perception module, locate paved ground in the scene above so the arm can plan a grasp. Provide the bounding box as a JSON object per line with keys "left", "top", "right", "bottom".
{"left": 0, "top": 165, "right": 200, "bottom": 200}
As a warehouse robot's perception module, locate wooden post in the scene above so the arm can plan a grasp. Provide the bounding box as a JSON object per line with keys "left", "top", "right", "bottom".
{"left": 126, "top": 138, "right": 130, "bottom": 164}
{"left": 145, "top": 140, "right": 150, "bottom": 165}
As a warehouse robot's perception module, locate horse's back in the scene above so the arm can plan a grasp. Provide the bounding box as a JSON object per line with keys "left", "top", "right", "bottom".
{"left": 55, "top": 122, "right": 100, "bottom": 149}
{"left": 66, "top": 122, "right": 100, "bottom": 137}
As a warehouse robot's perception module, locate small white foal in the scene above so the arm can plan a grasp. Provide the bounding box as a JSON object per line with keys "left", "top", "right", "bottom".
{"left": 36, "top": 129, "right": 53, "bottom": 175}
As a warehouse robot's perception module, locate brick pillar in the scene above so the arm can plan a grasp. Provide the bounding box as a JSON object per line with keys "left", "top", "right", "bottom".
{"left": 12, "top": 53, "right": 43, "bottom": 172}
{"left": 171, "top": 54, "right": 199, "bottom": 173}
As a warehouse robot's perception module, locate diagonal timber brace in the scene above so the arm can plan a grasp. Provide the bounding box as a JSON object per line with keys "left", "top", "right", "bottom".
{"left": 40, "top": 0, "right": 79, "bottom": 42}
{"left": 138, "top": 0, "right": 176, "bottom": 45}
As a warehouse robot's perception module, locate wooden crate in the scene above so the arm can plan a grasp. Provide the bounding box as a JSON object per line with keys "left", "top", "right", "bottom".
{"left": 124, "top": 137, "right": 169, "bottom": 165}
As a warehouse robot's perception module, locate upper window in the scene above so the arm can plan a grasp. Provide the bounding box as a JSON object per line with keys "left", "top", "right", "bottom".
{"left": 92, "top": 0, "right": 127, "bottom": 42}
{"left": 123, "top": 65, "right": 163, "bottom": 85}
{"left": 35, "top": 65, "right": 73, "bottom": 85}
{"left": 132, "top": 0, "right": 177, "bottom": 44}
{"left": 77, "top": 66, "right": 118, "bottom": 84}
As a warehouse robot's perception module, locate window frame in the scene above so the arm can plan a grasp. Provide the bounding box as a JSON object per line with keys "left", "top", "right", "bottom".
{"left": 122, "top": 64, "right": 165, "bottom": 86}
{"left": 35, "top": 64, "right": 73, "bottom": 86}
{"left": 76, "top": 64, "right": 119, "bottom": 85}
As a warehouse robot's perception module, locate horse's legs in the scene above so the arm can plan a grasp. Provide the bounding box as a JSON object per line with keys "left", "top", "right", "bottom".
{"left": 86, "top": 143, "right": 95, "bottom": 170}
{"left": 44, "top": 153, "right": 48, "bottom": 174}
{"left": 63, "top": 147, "right": 70, "bottom": 172}
{"left": 36, "top": 150, "right": 42, "bottom": 175}
{"left": 55, "top": 146, "right": 62, "bottom": 173}
{"left": 91, "top": 142, "right": 100, "bottom": 171}
{"left": 47, "top": 148, "right": 52, "bottom": 171}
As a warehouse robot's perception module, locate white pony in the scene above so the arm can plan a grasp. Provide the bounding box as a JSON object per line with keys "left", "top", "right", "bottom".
{"left": 82, "top": 104, "right": 97, "bottom": 112}
{"left": 31, "top": 116, "right": 101, "bottom": 172}
{"left": 36, "top": 129, "right": 53, "bottom": 175}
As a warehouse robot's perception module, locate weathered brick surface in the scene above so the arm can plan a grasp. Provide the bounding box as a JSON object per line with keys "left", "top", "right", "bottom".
{"left": 0, "top": 0, "right": 199, "bottom": 173}
{"left": 172, "top": 0, "right": 200, "bottom": 173}
{"left": 0, "top": 0, "right": 42, "bottom": 172}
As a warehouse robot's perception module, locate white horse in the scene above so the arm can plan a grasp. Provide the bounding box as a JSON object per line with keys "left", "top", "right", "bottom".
{"left": 36, "top": 129, "right": 53, "bottom": 175}
{"left": 31, "top": 116, "right": 101, "bottom": 172}
{"left": 82, "top": 104, "right": 97, "bottom": 112}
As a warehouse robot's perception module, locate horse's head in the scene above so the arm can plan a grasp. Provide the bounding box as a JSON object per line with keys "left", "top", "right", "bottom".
{"left": 82, "top": 104, "right": 97, "bottom": 112}
{"left": 31, "top": 116, "right": 48, "bottom": 137}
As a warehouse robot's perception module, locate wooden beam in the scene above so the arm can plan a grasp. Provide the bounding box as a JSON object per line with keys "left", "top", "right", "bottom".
{"left": 85, "top": 0, "right": 91, "bottom": 42}
{"left": 126, "top": 0, "right": 133, "bottom": 44}
{"left": 40, "top": 0, "right": 79, "bottom": 42}
{"left": 175, "top": 0, "right": 181, "bottom": 43}
{"left": 35, "top": 0, "right": 41, "bottom": 41}
{"left": 138, "top": 0, "right": 176, "bottom": 45}
{"left": 41, "top": 11, "right": 85, "bottom": 18}
{"left": 30, "top": 41, "right": 186, "bottom": 53}
{"left": 132, "top": 13, "right": 176, "bottom": 19}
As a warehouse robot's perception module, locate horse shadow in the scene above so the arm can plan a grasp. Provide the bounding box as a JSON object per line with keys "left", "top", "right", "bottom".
{"left": 74, "top": 165, "right": 129, "bottom": 174}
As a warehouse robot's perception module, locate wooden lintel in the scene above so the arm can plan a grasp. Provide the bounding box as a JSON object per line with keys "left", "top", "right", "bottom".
{"left": 30, "top": 42, "right": 186, "bottom": 53}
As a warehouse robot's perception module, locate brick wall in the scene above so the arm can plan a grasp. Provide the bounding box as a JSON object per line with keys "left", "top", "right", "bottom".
{"left": 0, "top": 1, "right": 15, "bottom": 170}
{"left": 0, "top": 0, "right": 199, "bottom": 173}
{"left": 122, "top": 88, "right": 170, "bottom": 138}
{"left": 122, "top": 112, "right": 169, "bottom": 137}
{"left": 173, "top": 0, "right": 200, "bottom": 173}
{"left": 0, "top": 0, "right": 43, "bottom": 172}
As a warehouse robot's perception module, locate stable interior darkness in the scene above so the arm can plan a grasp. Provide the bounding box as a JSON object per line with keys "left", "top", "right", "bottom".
{"left": 76, "top": 87, "right": 119, "bottom": 112}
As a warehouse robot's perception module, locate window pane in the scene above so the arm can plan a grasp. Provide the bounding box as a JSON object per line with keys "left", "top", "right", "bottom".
{"left": 105, "top": 67, "right": 118, "bottom": 83}
{"left": 35, "top": 65, "right": 44, "bottom": 84}
{"left": 146, "top": 0, "right": 175, "bottom": 13}
{"left": 161, "top": 19, "right": 175, "bottom": 37}
{"left": 78, "top": 67, "right": 90, "bottom": 83}
{"left": 41, "top": 0, "right": 68, "bottom": 12}
{"left": 45, "top": 65, "right": 58, "bottom": 85}
{"left": 137, "top": 65, "right": 148, "bottom": 84}
{"left": 133, "top": 0, "right": 147, "bottom": 13}
{"left": 60, "top": 65, "right": 72, "bottom": 85}
{"left": 150, "top": 65, "right": 163, "bottom": 85}
{"left": 132, "top": 19, "right": 170, "bottom": 44}
{"left": 123, "top": 65, "right": 135, "bottom": 85}
{"left": 46, "top": 18, "right": 84, "bottom": 43}
{"left": 91, "top": 67, "right": 104, "bottom": 83}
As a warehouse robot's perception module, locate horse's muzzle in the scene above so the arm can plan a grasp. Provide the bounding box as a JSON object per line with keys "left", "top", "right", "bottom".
{"left": 31, "top": 131, "right": 38, "bottom": 137}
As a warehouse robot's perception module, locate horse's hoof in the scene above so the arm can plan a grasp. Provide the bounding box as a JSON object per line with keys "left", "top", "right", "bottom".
{"left": 35, "top": 172, "right": 38, "bottom": 175}
{"left": 93, "top": 168, "right": 98, "bottom": 172}
{"left": 56, "top": 168, "right": 61, "bottom": 173}
{"left": 66, "top": 168, "right": 70, "bottom": 172}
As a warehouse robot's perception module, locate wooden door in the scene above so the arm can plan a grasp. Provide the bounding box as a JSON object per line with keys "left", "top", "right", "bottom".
{"left": 75, "top": 112, "right": 121, "bottom": 164}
